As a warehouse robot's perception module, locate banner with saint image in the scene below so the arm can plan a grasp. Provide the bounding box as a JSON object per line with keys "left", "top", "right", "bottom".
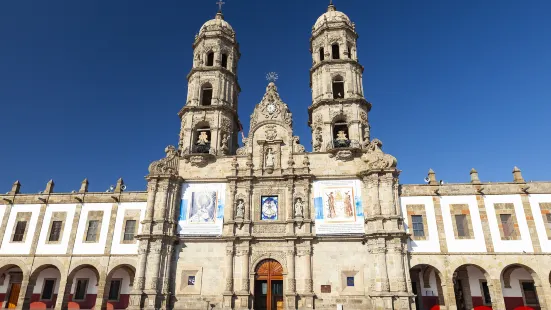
{"left": 313, "top": 179, "right": 364, "bottom": 235}
{"left": 178, "top": 183, "right": 226, "bottom": 235}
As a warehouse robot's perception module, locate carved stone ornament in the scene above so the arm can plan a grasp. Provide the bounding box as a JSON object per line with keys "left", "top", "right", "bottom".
{"left": 361, "top": 138, "right": 397, "bottom": 170}
{"left": 292, "top": 136, "right": 305, "bottom": 153}
{"left": 249, "top": 82, "right": 293, "bottom": 131}
{"left": 253, "top": 224, "right": 286, "bottom": 234}
{"left": 328, "top": 149, "right": 354, "bottom": 161}
{"left": 264, "top": 125, "right": 277, "bottom": 140}
{"left": 148, "top": 145, "right": 179, "bottom": 176}
{"left": 236, "top": 137, "right": 250, "bottom": 156}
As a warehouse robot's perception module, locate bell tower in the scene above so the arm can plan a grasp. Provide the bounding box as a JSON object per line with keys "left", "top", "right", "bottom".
{"left": 308, "top": 2, "right": 371, "bottom": 153}
{"left": 178, "top": 7, "right": 241, "bottom": 156}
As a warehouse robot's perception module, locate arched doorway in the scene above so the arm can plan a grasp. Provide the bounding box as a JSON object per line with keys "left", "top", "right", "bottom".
{"left": 254, "top": 259, "right": 283, "bottom": 310}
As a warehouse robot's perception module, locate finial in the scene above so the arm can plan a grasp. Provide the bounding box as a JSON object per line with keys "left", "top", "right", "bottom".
{"left": 114, "top": 178, "right": 125, "bottom": 194}
{"left": 44, "top": 179, "right": 55, "bottom": 195}
{"left": 470, "top": 168, "right": 481, "bottom": 184}
{"left": 10, "top": 181, "right": 21, "bottom": 195}
{"left": 266, "top": 72, "right": 279, "bottom": 83}
{"left": 428, "top": 169, "right": 437, "bottom": 185}
{"left": 79, "top": 178, "right": 89, "bottom": 193}
{"left": 513, "top": 166, "right": 525, "bottom": 183}
{"left": 328, "top": 0, "right": 336, "bottom": 11}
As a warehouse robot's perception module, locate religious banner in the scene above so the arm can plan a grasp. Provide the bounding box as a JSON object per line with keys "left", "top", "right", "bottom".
{"left": 313, "top": 179, "right": 365, "bottom": 235}
{"left": 178, "top": 183, "right": 226, "bottom": 235}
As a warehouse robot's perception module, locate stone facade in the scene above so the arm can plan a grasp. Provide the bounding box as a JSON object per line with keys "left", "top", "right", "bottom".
{"left": 0, "top": 3, "right": 550, "bottom": 310}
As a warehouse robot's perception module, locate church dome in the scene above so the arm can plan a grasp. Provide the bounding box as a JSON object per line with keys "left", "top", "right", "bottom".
{"left": 313, "top": 3, "right": 353, "bottom": 32}
{"left": 199, "top": 12, "right": 234, "bottom": 35}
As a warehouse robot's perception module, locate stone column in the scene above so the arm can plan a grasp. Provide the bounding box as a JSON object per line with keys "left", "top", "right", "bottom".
{"left": 147, "top": 240, "right": 163, "bottom": 292}
{"left": 442, "top": 278, "right": 457, "bottom": 310}
{"left": 145, "top": 179, "right": 158, "bottom": 224}
{"left": 129, "top": 242, "right": 148, "bottom": 309}
{"left": 535, "top": 282, "right": 548, "bottom": 310}
{"left": 15, "top": 280, "right": 31, "bottom": 310}
{"left": 378, "top": 173, "right": 395, "bottom": 216}
{"left": 225, "top": 246, "right": 234, "bottom": 293}
{"left": 376, "top": 238, "right": 389, "bottom": 292}
{"left": 303, "top": 248, "right": 313, "bottom": 293}
{"left": 286, "top": 248, "right": 296, "bottom": 294}
{"left": 54, "top": 279, "right": 72, "bottom": 309}
{"left": 94, "top": 279, "right": 107, "bottom": 310}
{"left": 366, "top": 173, "right": 381, "bottom": 216}
{"left": 388, "top": 238, "right": 406, "bottom": 292}
{"left": 241, "top": 249, "right": 250, "bottom": 293}
{"left": 489, "top": 278, "right": 505, "bottom": 309}
{"left": 456, "top": 269, "right": 472, "bottom": 310}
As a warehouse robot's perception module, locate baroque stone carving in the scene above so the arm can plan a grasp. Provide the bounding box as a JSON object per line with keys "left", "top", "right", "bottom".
{"left": 361, "top": 138, "right": 397, "bottom": 170}
{"left": 148, "top": 146, "right": 179, "bottom": 176}
{"left": 249, "top": 83, "right": 293, "bottom": 131}
{"left": 313, "top": 127, "right": 323, "bottom": 152}
{"left": 292, "top": 136, "right": 305, "bottom": 153}
{"left": 253, "top": 224, "right": 286, "bottom": 234}
{"left": 264, "top": 125, "right": 277, "bottom": 140}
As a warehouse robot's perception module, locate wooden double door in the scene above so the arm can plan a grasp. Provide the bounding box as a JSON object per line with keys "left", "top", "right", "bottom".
{"left": 254, "top": 259, "right": 284, "bottom": 310}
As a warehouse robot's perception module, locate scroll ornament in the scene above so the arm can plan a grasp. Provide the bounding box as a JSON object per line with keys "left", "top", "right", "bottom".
{"left": 361, "top": 139, "right": 397, "bottom": 170}
{"left": 148, "top": 145, "right": 179, "bottom": 176}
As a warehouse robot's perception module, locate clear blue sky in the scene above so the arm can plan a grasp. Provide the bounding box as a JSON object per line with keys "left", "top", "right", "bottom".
{"left": 1, "top": 0, "right": 550, "bottom": 193}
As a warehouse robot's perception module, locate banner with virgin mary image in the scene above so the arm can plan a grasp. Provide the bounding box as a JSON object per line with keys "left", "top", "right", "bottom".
{"left": 313, "top": 179, "right": 365, "bottom": 235}
{"left": 178, "top": 183, "right": 226, "bottom": 235}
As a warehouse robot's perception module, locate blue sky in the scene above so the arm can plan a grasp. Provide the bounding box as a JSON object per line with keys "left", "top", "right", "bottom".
{"left": 0, "top": 0, "right": 550, "bottom": 193}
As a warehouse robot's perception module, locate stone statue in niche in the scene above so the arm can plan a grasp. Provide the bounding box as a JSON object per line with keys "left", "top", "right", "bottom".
{"left": 294, "top": 198, "right": 304, "bottom": 217}
{"left": 235, "top": 200, "right": 245, "bottom": 219}
{"left": 220, "top": 133, "right": 229, "bottom": 155}
{"left": 197, "top": 132, "right": 209, "bottom": 145}
{"left": 265, "top": 148, "right": 275, "bottom": 167}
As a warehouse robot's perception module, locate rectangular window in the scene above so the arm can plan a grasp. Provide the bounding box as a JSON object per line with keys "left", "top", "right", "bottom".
{"left": 221, "top": 54, "right": 228, "bottom": 69}
{"left": 455, "top": 214, "right": 469, "bottom": 237}
{"left": 49, "top": 221, "right": 63, "bottom": 242}
{"left": 346, "top": 276, "right": 355, "bottom": 287}
{"left": 500, "top": 214, "right": 516, "bottom": 238}
{"left": 411, "top": 215, "right": 425, "bottom": 237}
{"left": 123, "top": 220, "right": 136, "bottom": 241}
{"left": 108, "top": 279, "right": 121, "bottom": 301}
{"left": 74, "top": 279, "right": 88, "bottom": 301}
{"left": 522, "top": 281, "right": 539, "bottom": 305}
{"left": 188, "top": 276, "right": 196, "bottom": 286}
{"left": 481, "top": 281, "right": 492, "bottom": 305}
{"left": 86, "top": 220, "right": 99, "bottom": 242}
{"left": 40, "top": 279, "right": 56, "bottom": 300}
{"left": 12, "top": 221, "right": 27, "bottom": 242}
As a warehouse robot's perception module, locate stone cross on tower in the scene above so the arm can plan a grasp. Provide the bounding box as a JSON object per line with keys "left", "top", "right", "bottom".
{"left": 217, "top": 0, "right": 225, "bottom": 12}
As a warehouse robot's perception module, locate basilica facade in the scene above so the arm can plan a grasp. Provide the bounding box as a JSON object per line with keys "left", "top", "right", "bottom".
{"left": 0, "top": 3, "right": 551, "bottom": 310}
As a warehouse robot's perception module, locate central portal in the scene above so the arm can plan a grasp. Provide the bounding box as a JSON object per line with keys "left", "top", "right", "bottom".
{"left": 254, "top": 259, "right": 284, "bottom": 310}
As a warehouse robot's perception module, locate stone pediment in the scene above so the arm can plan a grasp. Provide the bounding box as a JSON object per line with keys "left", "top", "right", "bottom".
{"left": 249, "top": 82, "right": 292, "bottom": 132}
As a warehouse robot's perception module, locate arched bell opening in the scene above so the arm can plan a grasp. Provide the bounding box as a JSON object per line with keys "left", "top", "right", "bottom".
{"left": 332, "top": 117, "right": 350, "bottom": 148}
{"left": 193, "top": 125, "right": 211, "bottom": 154}
{"left": 254, "top": 259, "right": 283, "bottom": 310}
{"left": 206, "top": 52, "right": 214, "bottom": 67}
{"left": 332, "top": 75, "right": 345, "bottom": 99}
{"left": 200, "top": 83, "right": 213, "bottom": 106}
{"left": 331, "top": 43, "right": 340, "bottom": 60}
{"left": 319, "top": 47, "right": 325, "bottom": 62}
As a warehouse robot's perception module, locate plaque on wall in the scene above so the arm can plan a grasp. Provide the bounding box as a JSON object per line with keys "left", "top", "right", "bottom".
{"left": 321, "top": 285, "right": 331, "bottom": 293}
